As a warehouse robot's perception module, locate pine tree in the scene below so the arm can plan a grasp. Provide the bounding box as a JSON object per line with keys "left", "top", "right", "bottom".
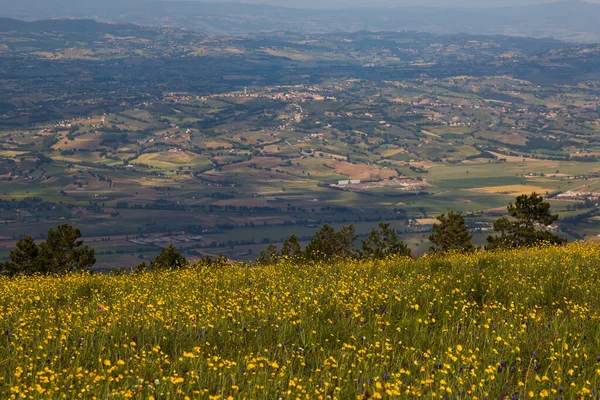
{"left": 305, "top": 224, "right": 357, "bottom": 261}
{"left": 486, "top": 193, "right": 566, "bottom": 250}
{"left": 150, "top": 244, "right": 187, "bottom": 270}
{"left": 133, "top": 262, "right": 149, "bottom": 273}
{"left": 280, "top": 234, "right": 302, "bottom": 258}
{"left": 9, "top": 235, "right": 40, "bottom": 274}
{"left": 2, "top": 225, "right": 95, "bottom": 276}
{"left": 257, "top": 244, "right": 278, "bottom": 265}
{"left": 38, "top": 224, "right": 96, "bottom": 273}
{"left": 361, "top": 222, "right": 411, "bottom": 259}
{"left": 429, "top": 211, "right": 474, "bottom": 254}
{"left": 0, "top": 261, "right": 11, "bottom": 275}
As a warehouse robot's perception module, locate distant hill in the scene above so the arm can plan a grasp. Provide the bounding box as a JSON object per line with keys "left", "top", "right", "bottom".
{"left": 0, "top": 18, "right": 144, "bottom": 34}
{"left": 1, "top": 0, "right": 600, "bottom": 41}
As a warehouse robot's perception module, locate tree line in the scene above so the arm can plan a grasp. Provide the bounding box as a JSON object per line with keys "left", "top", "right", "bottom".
{"left": 0, "top": 224, "right": 95, "bottom": 275}
{"left": 0, "top": 193, "right": 566, "bottom": 276}
{"left": 255, "top": 193, "right": 565, "bottom": 264}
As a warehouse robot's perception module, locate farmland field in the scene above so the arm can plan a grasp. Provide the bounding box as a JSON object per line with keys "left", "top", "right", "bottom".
{"left": 2, "top": 20, "right": 600, "bottom": 267}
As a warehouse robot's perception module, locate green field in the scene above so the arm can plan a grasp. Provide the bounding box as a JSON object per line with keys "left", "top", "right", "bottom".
{"left": 2, "top": 243, "right": 600, "bottom": 398}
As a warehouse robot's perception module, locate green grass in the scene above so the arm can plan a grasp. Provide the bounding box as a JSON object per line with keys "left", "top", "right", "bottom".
{"left": 2, "top": 243, "right": 600, "bottom": 398}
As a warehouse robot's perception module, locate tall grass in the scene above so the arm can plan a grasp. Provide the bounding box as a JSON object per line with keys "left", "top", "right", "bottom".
{"left": 2, "top": 243, "right": 600, "bottom": 398}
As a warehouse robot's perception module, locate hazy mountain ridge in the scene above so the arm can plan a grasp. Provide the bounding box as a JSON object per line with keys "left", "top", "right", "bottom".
{"left": 1, "top": 0, "right": 600, "bottom": 42}
{"left": 0, "top": 18, "right": 146, "bottom": 34}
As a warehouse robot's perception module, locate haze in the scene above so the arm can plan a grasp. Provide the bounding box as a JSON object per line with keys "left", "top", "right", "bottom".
{"left": 188, "top": 0, "right": 599, "bottom": 8}
{"left": 1, "top": 0, "right": 599, "bottom": 10}
{"left": 2, "top": 0, "right": 600, "bottom": 43}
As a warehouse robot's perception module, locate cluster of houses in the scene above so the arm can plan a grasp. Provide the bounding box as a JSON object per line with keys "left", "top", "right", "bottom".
{"left": 554, "top": 191, "right": 600, "bottom": 201}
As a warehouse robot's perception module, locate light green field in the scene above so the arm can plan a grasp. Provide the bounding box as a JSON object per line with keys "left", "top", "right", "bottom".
{"left": 132, "top": 151, "right": 212, "bottom": 169}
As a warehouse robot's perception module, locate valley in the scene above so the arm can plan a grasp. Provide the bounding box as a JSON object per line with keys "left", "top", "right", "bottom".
{"left": 2, "top": 20, "right": 600, "bottom": 268}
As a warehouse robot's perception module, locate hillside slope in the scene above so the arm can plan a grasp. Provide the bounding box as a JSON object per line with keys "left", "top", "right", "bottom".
{"left": 2, "top": 243, "right": 600, "bottom": 398}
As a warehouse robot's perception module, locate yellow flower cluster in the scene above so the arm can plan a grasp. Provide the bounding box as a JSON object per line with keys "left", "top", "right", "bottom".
{"left": 1, "top": 242, "right": 600, "bottom": 398}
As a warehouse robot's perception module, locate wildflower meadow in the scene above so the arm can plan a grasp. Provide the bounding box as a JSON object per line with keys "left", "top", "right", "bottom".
{"left": 2, "top": 242, "right": 600, "bottom": 399}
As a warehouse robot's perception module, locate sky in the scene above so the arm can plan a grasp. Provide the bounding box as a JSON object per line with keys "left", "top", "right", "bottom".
{"left": 194, "top": 0, "right": 599, "bottom": 8}
{"left": 2, "top": 0, "right": 599, "bottom": 10}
